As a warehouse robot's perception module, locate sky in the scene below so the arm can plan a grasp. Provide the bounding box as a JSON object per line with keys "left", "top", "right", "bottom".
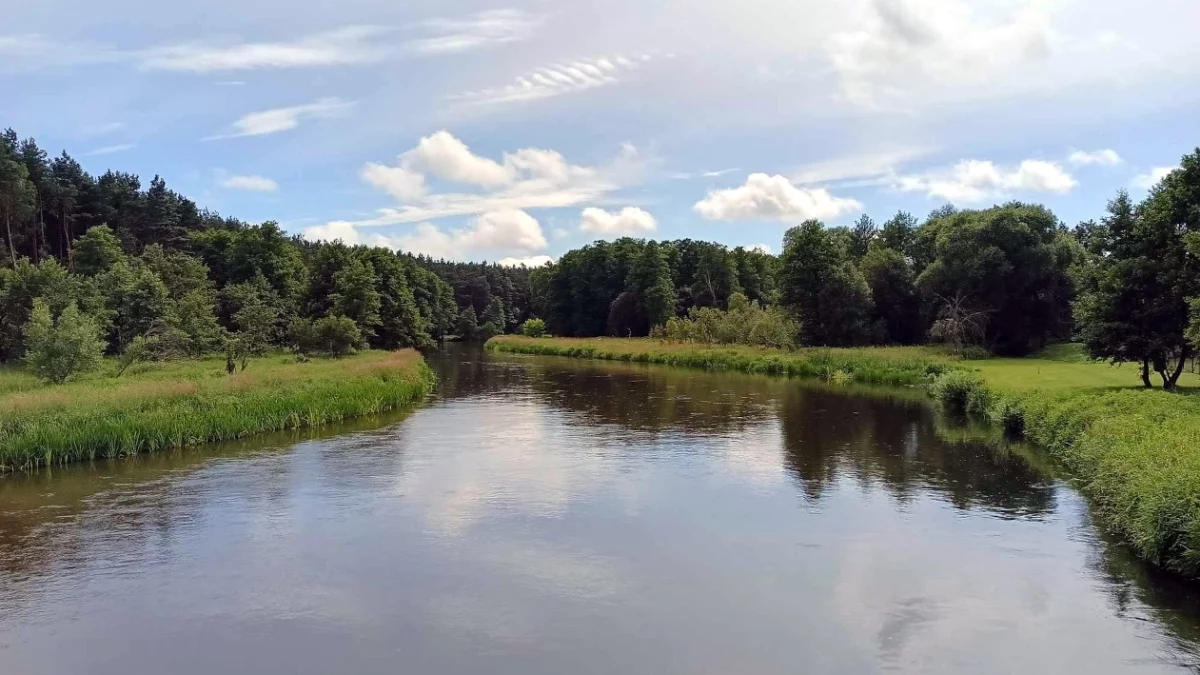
{"left": 2, "top": 0, "right": 1198, "bottom": 265}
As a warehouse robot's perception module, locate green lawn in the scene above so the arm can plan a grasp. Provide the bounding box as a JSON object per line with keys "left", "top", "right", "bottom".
{"left": 969, "top": 344, "right": 1198, "bottom": 392}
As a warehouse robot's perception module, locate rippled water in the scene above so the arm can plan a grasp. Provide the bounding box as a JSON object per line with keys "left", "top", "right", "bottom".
{"left": 3, "top": 346, "right": 1200, "bottom": 674}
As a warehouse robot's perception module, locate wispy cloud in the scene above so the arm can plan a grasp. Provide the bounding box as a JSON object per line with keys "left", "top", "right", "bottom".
{"left": 406, "top": 9, "right": 542, "bottom": 56}
{"left": 207, "top": 97, "right": 354, "bottom": 139}
{"left": 220, "top": 174, "right": 279, "bottom": 191}
{"left": 139, "top": 26, "right": 393, "bottom": 72}
{"left": 791, "top": 147, "right": 932, "bottom": 187}
{"left": 82, "top": 143, "right": 136, "bottom": 156}
{"left": 1068, "top": 148, "right": 1122, "bottom": 166}
{"left": 449, "top": 53, "right": 656, "bottom": 106}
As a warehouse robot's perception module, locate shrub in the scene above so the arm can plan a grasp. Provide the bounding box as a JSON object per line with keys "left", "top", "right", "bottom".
{"left": 520, "top": 318, "right": 547, "bottom": 337}
{"left": 929, "top": 370, "right": 986, "bottom": 412}
{"left": 22, "top": 299, "right": 105, "bottom": 384}
{"left": 314, "top": 315, "right": 365, "bottom": 357}
{"left": 652, "top": 293, "right": 797, "bottom": 348}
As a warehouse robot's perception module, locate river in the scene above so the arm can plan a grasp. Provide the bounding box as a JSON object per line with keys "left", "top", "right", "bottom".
{"left": 2, "top": 346, "right": 1200, "bottom": 674}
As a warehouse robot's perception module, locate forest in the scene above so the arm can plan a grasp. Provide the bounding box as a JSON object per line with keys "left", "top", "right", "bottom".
{"left": 2, "top": 126, "right": 1199, "bottom": 392}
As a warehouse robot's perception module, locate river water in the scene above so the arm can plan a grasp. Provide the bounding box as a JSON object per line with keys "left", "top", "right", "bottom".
{"left": 3, "top": 346, "right": 1200, "bottom": 674}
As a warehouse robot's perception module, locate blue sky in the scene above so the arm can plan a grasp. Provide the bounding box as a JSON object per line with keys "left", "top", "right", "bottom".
{"left": 3, "top": 0, "right": 1198, "bottom": 264}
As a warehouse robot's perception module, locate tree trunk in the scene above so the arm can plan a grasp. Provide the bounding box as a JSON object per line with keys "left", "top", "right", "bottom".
{"left": 61, "top": 212, "right": 72, "bottom": 268}
{"left": 4, "top": 212, "right": 15, "bottom": 267}
{"left": 1165, "top": 346, "right": 1192, "bottom": 391}
{"left": 1141, "top": 359, "right": 1152, "bottom": 388}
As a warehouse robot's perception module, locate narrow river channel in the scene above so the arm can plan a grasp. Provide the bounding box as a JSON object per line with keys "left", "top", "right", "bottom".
{"left": 3, "top": 345, "right": 1200, "bottom": 674}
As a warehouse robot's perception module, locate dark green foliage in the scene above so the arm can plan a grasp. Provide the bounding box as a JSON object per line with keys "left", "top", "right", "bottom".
{"left": 916, "top": 203, "right": 1076, "bottom": 355}
{"left": 860, "top": 246, "right": 923, "bottom": 344}
{"left": 479, "top": 296, "right": 507, "bottom": 339}
{"left": 1075, "top": 151, "right": 1200, "bottom": 389}
{"left": 73, "top": 225, "right": 125, "bottom": 275}
{"left": 779, "top": 220, "right": 877, "bottom": 346}
{"left": 456, "top": 305, "right": 479, "bottom": 341}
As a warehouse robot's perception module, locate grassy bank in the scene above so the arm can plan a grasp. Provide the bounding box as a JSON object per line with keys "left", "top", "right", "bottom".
{"left": 0, "top": 350, "right": 434, "bottom": 471}
{"left": 488, "top": 336, "right": 1200, "bottom": 576}
{"left": 487, "top": 336, "right": 955, "bottom": 386}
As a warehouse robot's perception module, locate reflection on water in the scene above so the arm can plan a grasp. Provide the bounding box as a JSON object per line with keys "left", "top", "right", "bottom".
{"left": 1, "top": 345, "right": 1199, "bottom": 674}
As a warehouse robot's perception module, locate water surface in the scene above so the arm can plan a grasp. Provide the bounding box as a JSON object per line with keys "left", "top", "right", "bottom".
{"left": 2, "top": 346, "right": 1200, "bottom": 674}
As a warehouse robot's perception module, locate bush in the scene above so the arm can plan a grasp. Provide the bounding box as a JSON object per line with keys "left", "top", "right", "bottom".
{"left": 651, "top": 293, "right": 797, "bottom": 348}
{"left": 314, "top": 315, "right": 365, "bottom": 357}
{"left": 22, "top": 299, "right": 106, "bottom": 384}
{"left": 929, "top": 370, "right": 987, "bottom": 412}
{"left": 520, "top": 318, "right": 547, "bottom": 337}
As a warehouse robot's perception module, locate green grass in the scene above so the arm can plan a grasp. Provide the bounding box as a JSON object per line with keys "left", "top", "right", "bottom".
{"left": 487, "top": 336, "right": 956, "bottom": 386}
{"left": 488, "top": 336, "right": 1200, "bottom": 577}
{"left": 0, "top": 350, "right": 434, "bottom": 471}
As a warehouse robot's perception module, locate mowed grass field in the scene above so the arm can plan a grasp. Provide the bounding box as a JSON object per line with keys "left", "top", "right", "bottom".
{"left": 0, "top": 350, "right": 434, "bottom": 471}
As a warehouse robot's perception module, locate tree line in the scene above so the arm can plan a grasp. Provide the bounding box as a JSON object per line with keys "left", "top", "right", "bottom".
{"left": 3, "top": 125, "right": 1198, "bottom": 390}
{"left": 531, "top": 149, "right": 1200, "bottom": 390}
{"left": 0, "top": 128, "right": 534, "bottom": 378}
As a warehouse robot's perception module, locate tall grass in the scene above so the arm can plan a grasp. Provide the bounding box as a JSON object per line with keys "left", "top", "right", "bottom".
{"left": 490, "top": 335, "right": 1200, "bottom": 577}
{"left": 487, "top": 336, "right": 954, "bottom": 386}
{"left": 0, "top": 350, "right": 433, "bottom": 471}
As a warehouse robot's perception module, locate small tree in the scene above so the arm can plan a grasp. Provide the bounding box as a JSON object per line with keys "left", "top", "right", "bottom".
{"left": 232, "top": 294, "right": 279, "bottom": 356}
{"left": 314, "top": 315, "right": 364, "bottom": 357}
{"left": 22, "top": 299, "right": 105, "bottom": 383}
{"left": 73, "top": 225, "right": 126, "bottom": 275}
{"left": 455, "top": 305, "right": 479, "bottom": 341}
{"left": 929, "top": 293, "right": 990, "bottom": 355}
{"left": 520, "top": 317, "right": 547, "bottom": 337}
{"left": 479, "top": 297, "right": 507, "bottom": 339}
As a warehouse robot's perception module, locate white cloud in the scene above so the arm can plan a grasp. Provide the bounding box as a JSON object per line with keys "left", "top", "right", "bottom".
{"left": 579, "top": 207, "right": 657, "bottom": 235}
{"left": 750, "top": 244, "right": 773, "bottom": 254}
{"left": 1131, "top": 166, "right": 1174, "bottom": 189}
{"left": 210, "top": 97, "right": 353, "bottom": 139}
{"left": 458, "top": 209, "right": 547, "bottom": 251}
{"left": 898, "top": 159, "right": 1077, "bottom": 202}
{"left": 361, "top": 164, "right": 428, "bottom": 201}
{"left": 828, "top": 0, "right": 1053, "bottom": 106}
{"left": 498, "top": 255, "right": 554, "bottom": 267}
{"left": 304, "top": 210, "right": 547, "bottom": 261}
{"left": 405, "top": 131, "right": 512, "bottom": 187}
{"left": 139, "top": 26, "right": 392, "bottom": 72}
{"left": 220, "top": 174, "right": 278, "bottom": 192}
{"left": 345, "top": 133, "right": 645, "bottom": 225}
{"left": 406, "top": 9, "right": 542, "bottom": 56}
{"left": 791, "top": 147, "right": 932, "bottom": 186}
{"left": 449, "top": 53, "right": 654, "bottom": 105}
{"left": 693, "top": 173, "right": 862, "bottom": 222}
{"left": 82, "top": 143, "right": 136, "bottom": 156}
{"left": 1068, "top": 149, "right": 1122, "bottom": 166}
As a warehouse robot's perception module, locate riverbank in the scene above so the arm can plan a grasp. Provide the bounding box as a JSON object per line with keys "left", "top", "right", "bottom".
{"left": 0, "top": 350, "right": 434, "bottom": 471}
{"left": 487, "top": 336, "right": 1200, "bottom": 576}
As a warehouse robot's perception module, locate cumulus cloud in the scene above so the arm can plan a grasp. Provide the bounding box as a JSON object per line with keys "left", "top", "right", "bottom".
{"left": 406, "top": 9, "right": 542, "bottom": 55}
{"left": 220, "top": 174, "right": 278, "bottom": 191}
{"left": 405, "top": 131, "right": 512, "bottom": 187}
{"left": 1068, "top": 149, "right": 1122, "bottom": 166}
{"left": 828, "top": 0, "right": 1052, "bottom": 106}
{"left": 898, "top": 159, "right": 1076, "bottom": 202}
{"left": 139, "top": 26, "right": 392, "bottom": 72}
{"left": 693, "top": 173, "right": 862, "bottom": 222}
{"left": 304, "top": 210, "right": 547, "bottom": 260}
{"left": 498, "top": 255, "right": 554, "bottom": 268}
{"left": 209, "top": 97, "right": 353, "bottom": 139}
{"left": 1131, "top": 166, "right": 1174, "bottom": 189}
{"left": 344, "top": 132, "right": 645, "bottom": 225}
{"left": 450, "top": 53, "right": 656, "bottom": 106}
{"left": 579, "top": 207, "right": 657, "bottom": 235}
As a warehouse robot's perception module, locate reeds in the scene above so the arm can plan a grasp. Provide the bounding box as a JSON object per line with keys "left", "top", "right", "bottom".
{"left": 0, "top": 350, "right": 433, "bottom": 471}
